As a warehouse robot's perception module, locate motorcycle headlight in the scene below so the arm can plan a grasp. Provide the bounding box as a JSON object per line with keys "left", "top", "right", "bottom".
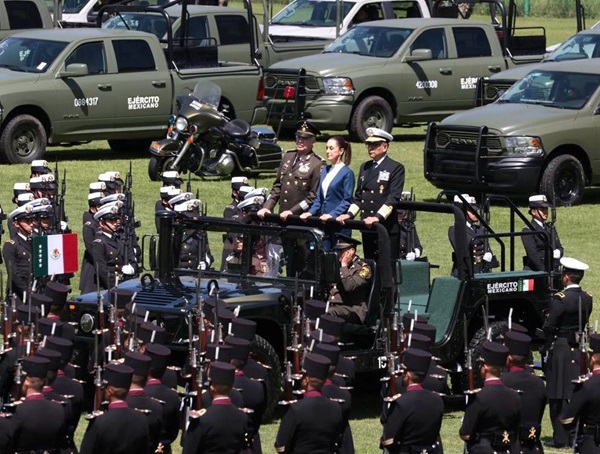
{"left": 322, "top": 77, "right": 355, "bottom": 95}
{"left": 504, "top": 136, "right": 545, "bottom": 157}
{"left": 174, "top": 116, "right": 189, "bottom": 133}
{"left": 80, "top": 313, "right": 95, "bottom": 333}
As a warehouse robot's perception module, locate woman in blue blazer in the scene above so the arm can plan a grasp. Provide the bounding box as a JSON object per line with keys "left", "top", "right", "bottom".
{"left": 301, "top": 136, "right": 355, "bottom": 249}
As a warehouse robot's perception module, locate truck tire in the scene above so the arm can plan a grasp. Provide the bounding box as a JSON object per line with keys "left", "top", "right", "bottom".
{"left": 539, "top": 154, "right": 585, "bottom": 207}
{"left": 251, "top": 334, "right": 282, "bottom": 422}
{"left": 108, "top": 139, "right": 152, "bottom": 154}
{"left": 148, "top": 156, "right": 177, "bottom": 181}
{"left": 0, "top": 114, "right": 46, "bottom": 164}
{"left": 349, "top": 96, "right": 393, "bottom": 142}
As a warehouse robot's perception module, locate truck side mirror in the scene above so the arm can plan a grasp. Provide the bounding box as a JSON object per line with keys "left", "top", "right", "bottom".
{"left": 323, "top": 251, "right": 340, "bottom": 285}
{"left": 58, "top": 63, "right": 89, "bottom": 78}
{"left": 402, "top": 48, "right": 432, "bottom": 62}
{"left": 149, "top": 236, "right": 157, "bottom": 270}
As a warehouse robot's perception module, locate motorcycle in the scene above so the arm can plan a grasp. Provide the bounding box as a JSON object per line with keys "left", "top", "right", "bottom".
{"left": 148, "top": 80, "right": 282, "bottom": 181}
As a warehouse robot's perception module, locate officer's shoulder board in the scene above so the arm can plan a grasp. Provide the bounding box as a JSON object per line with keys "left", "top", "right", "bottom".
{"left": 586, "top": 291, "right": 593, "bottom": 297}
{"left": 359, "top": 262, "right": 372, "bottom": 279}
{"left": 134, "top": 407, "right": 151, "bottom": 414}
{"left": 151, "top": 396, "right": 166, "bottom": 405}
{"left": 85, "top": 221, "right": 91, "bottom": 226}
{"left": 93, "top": 239, "right": 102, "bottom": 243}
{"left": 5, "top": 239, "right": 14, "bottom": 245}
{"left": 554, "top": 291, "right": 565, "bottom": 299}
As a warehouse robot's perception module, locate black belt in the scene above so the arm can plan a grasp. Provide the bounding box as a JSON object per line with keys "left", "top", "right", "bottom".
{"left": 477, "top": 430, "right": 517, "bottom": 449}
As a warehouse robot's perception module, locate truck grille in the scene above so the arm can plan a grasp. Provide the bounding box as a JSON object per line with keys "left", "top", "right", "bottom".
{"left": 264, "top": 71, "right": 320, "bottom": 99}
{"left": 434, "top": 129, "right": 502, "bottom": 153}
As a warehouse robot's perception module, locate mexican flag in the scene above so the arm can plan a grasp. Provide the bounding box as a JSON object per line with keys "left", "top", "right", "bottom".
{"left": 33, "top": 233, "right": 79, "bottom": 277}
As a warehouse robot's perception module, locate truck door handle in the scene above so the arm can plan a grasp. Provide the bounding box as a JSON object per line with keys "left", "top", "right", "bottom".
{"left": 152, "top": 80, "right": 167, "bottom": 88}
{"left": 488, "top": 65, "right": 502, "bottom": 73}
{"left": 439, "top": 67, "right": 452, "bottom": 75}
{"left": 97, "top": 83, "right": 112, "bottom": 90}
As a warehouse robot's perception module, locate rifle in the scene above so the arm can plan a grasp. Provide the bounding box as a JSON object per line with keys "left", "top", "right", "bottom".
{"left": 576, "top": 296, "right": 589, "bottom": 382}
{"left": 548, "top": 189, "right": 559, "bottom": 288}
{"left": 280, "top": 325, "right": 296, "bottom": 404}
{"left": 186, "top": 173, "right": 192, "bottom": 194}
{"left": 195, "top": 272, "right": 206, "bottom": 356}
{"left": 463, "top": 314, "right": 474, "bottom": 393}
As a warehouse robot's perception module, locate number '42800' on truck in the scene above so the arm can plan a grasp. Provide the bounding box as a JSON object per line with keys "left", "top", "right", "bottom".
{"left": 0, "top": 25, "right": 266, "bottom": 164}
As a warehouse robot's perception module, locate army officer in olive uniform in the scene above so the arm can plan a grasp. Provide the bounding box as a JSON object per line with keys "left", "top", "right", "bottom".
{"left": 337, "top": 128, "right": 405, "bottom": 261}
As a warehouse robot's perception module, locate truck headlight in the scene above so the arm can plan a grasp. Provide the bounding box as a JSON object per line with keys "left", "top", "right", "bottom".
{"left": 504, "top": 136, "right": 544, "bottom": 157}
{"left": 80, "top": 313, "right": 95, "bottom": 333}
{"left": 322, "top": 78, "right": 355, "bottom": 95}
{"left": 174, "top": 116, "right": 189, "bottom": 133}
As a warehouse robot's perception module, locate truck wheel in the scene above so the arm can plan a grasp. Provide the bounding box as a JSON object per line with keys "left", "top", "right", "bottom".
{"left": 251, "top": 334, "right": 282, "bottom": 422}
{"left": 540, "top": 154, "right": 585, "bottom": 207}
{"left": 0, "top": 114, "right": 46, "bottom": 164}
{"left": 349, "top": 96, "right": 393, "bottom": 142}
{"left": 108, "top": 139, "right": 152, "bottom": 154}
{"left": 461, "top": 321, "right": 507, "bottom": 391}
{"left": 148, "top": 156, "right": 177, "bottom": 181}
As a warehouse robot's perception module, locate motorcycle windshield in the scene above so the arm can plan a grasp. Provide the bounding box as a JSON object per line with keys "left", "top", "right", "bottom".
{"left": 191, "top": 81, "right": 222, "bottom": 109}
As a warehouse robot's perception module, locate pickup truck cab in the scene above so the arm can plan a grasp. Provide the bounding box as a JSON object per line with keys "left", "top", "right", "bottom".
{"left": 263, "top": 18, "right": 544, "bottom": 141}
{"left": 425, "top": 59, "right": 600, "bottom": 206}
{"left": 0, "top": 0, "right": 54, "bottom": 38}
{"left": 0, "top": 26, "right": 265, "bottom": 163}
{"left": 269, "top": 0, "right": 431, "bottom": 41}
{"left": 102, "top": 4, "right": 329, "bottom": 67}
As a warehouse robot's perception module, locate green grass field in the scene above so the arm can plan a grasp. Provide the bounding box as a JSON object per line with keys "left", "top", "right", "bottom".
{"left": 5, "top": 15, "right": 599, "bottom": 454}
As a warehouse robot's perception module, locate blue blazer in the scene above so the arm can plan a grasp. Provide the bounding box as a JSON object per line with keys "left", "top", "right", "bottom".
{"left": 309, "top": 165, "right": 355, "bottom": 217}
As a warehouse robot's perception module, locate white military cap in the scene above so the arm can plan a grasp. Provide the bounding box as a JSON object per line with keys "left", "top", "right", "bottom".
{"left": 245, "top": 187, "right": 268, "bottom": 199}
{"left": 238, "top": 196, "right": 265, "bottom": 211}
{"left": 89, "top": 182, "right": 106, "bottom": 192}
{"left": 528, "top": 194, "right": 550, "bottom": 208}
{"left": 365, "top": 127, "right": 393, "bottom": 142}
{"left": 94, "top": 201, "right": 123, "bottom": 221}
{"left": 168, "top": 192, "right": 193, "bottom": 206}
{"left": 100, "top": 193, "right": 125, "bottom": 205}
{"left": 560, "top": 257, "right": 589, "bottom": 272}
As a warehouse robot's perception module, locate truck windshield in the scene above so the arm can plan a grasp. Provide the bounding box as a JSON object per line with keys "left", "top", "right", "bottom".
{"left": 103, "top": 13, "right": 176, "bottom": 39}
{"left": 545, "top": 33, "right": 600, "bottom": 62}
{"left": 0, "top": 37, "right": 67, "bottom": 73}
{"left": 271, "top": 0, "right": 354, "bottom": 26}
{"left": 499, "top": 70, "right": 600, "bottom": 110}
{"left": 324, "top": 25, "right": 413, "bottom": 57}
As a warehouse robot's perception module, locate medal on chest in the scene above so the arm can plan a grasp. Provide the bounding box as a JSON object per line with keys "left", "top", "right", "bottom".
{"left": 298, "top": 162, "right": 310, "bottom": 174}
{"left": 378, "top": 170, "right": 390, "bottom": 182}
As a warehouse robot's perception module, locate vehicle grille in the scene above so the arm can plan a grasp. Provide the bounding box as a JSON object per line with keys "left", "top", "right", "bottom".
{"left": 133, "top": 284, "right": 194, "bottom": 308}
{"left": 264, "top": 71, "right": 320, "bottom": 99}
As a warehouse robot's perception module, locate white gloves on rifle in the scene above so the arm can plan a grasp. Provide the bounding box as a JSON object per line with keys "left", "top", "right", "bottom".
{"left": 553, "top": 249, "right": 561, "bottom": 259}
{"left": 60, "top": 221, "right": 68, "bottom": 232}
{"left": 122, "top": 264, "right": 135, "bottom": 275}
{"left": 198, "top": 261, "right": 207, "bottom": 271}
{"left": 483, "top": 252, "right": 493, "bottom": 263}
{"left": 405, "top": 252, "right": 416, "bottom": 261}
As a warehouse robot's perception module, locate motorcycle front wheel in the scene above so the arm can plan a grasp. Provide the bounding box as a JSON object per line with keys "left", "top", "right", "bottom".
{"left": 148, "top": 155, "right": 178, "bottom": 181}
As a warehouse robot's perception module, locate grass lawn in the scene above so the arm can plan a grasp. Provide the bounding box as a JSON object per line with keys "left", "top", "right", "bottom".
{"left": 5, "top": 15, "right": 598, "bottom": 454}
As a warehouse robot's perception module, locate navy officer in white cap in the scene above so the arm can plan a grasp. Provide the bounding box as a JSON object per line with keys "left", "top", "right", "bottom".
{"left": 542, "top": 256, "right": 592, "bottom": 448}
{"left": 522, "top": 194, "right": 563, "bottom": 278}
{"left": 337, "top": 127, "right": 405, "bottom": 261}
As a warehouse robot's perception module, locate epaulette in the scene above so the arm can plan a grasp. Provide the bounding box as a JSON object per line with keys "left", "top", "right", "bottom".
{"left": 134, "top": 408, "right": 151, "bottom": 414}
{"left": 465, "top": 388, "right": 482, "bottom": 395}
{"left": 239, "top": 407, "right": 254, "bottom": 414}
{"left": 84, "top": 221, "right": 91, "bottom": 226}
{"left": 359, "top": 262, "right": 372, "bottom": 279}
{"left": 6, "top": 239, "right": 14, "bottom": 245}
{"left": 554, "top": 291, "right": 565, "bottom": 299}
{"left": 255, "top": 360, "right": 272, "bottom": 370}
{"left": 150, "top": 397, "right": 166, "bottom": 405}
{"left": 93, "top": 239, "right": 102, "bottom": 243}
{"left": 189, "top": 408, "right": 207, "bottom": 419}
{"left": 587, "top": 292, "right": 593, "bottom": 297}
{"left": 429, "top": 373, "right": 445, "bottom": 380}
{"left": 329, "top": 397, "right": 345, "bottom": 404}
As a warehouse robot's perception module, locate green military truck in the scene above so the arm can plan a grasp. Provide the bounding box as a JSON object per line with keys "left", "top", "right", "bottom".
{"left": 425, "top": 59, "right": 600, "bottom": 207}
{"left": 0, "top": 0, "right": 54, "bottom": 39}
{"left": 0, "top": 6, "right": 267, "bottom": 163}
{"left": 66, "top": 198, "right": 554, "bottom": 417}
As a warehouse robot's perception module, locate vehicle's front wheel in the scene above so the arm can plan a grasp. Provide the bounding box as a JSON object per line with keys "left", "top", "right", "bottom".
{"left": 148, "top": 156, "right": 177, "bottom": 181}
{"left": 349, "top": 96, "right": 393, "bottom": 142}
{"left": 0, "top": 114, "right": 46, "bottom": 164}
{"left": 540, "top": 154, "right": 585, "bottom": 207}
{"left": 251, "top": 334, "right": 282, "bottom": 422}
{"left": 108, "top": 139, "right": 152, "bottom": 154}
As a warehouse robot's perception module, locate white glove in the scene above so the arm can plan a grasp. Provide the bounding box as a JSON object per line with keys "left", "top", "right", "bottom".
{"left": 553, "top": 249, "right": 561, "bottom": 259}
{"left": 60, "top": 221, "right": 68, "bottom": 231}
{"left": 198, "top": 261, "right": 207, "bottom": 271}
{"left": 122, "top": 264, "right": 135, "bottom": 276}
{"left": 414, "top": 248, "right": 421, "bottom": 258}
{"left": 483, "top": 252, "right": 493, "bottom": 263}
{"left": 405, "top": 252, "right": 416, "bottom": 261}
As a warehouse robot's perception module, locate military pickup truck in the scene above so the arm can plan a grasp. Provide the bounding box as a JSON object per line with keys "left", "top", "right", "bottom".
{"left": 262, "top": 16, "right": 546, "bottom": 141}
{"left": 477, "top": 28, "right": 600, "bottom": 106}
{"left": 424, "top": 59, "right": 600, "bottom": 206}
{"left": 67, "top": 197, "right": 554, "bottom": 417}
{"left": 0, "top": 22, "right": 266, "bottom": 163}
{"left": 0, "top": 0, "right": 54, "bottom": 38}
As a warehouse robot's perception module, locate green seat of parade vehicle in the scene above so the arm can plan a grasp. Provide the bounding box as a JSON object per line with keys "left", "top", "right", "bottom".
{"left": 425, "top": 276, "right": 464, "bottom": 343}
{"left": 396, "top": 260, "right": 430, "bottom": 316}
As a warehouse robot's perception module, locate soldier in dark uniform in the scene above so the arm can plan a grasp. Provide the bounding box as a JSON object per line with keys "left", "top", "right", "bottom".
{"left": 327, "top": 234, "right": 372, "bottom": 324}
{"left": 561, "top": 333, "right": 600, "bottom": 454}
{"left": 337, "top": 127, "right": 405, "bottom": 261}
{"left": 228, "top": 317, "right": 269, "bottom": 383}
{"left": 98, "top": 171, "right": 124, "bottom": 195}
{"left": 397, "top": 191, "right": 423, "bottom": 260}
{"left": 381, "top": 348, "right": 444, "bottom": 454}
{"left": 224, "top": 176, "right": 249, "bottom": 220}
{"left": 80, "top": 363, "right": 150, "bottom": 454}
{"left": 10, "top": 356, "right": 67, "bottom": 453}
{"left": 155, "top": 186, "right": 181, "bottom": 233}
{"left": 522, "top": 195, "right": 563, "bottom": 286}
{"left": 80, "top": 191, "right": 104, "bottom": 293}
{"left": 183, "top": 361, "right": 250, "bottom": 454}
{"left": 144, "top": 344, "right": 180, "bottom": 454}
{"left": 172, "top": 198, "right": 213, "bottom": 271}
{"left": 3, "top": 205, "right": 34, "bottom": 299}
{"left": 460, "top": 341, "right": 521, "bottom": 454}
{"left": 123, "top": 352, "right": 164, "bottom": 453}
{"left": 501, "top": 331, "right": 547, "bottom": 454}
{"left": 542, "top": 256, "right": 592, "bottom": 449}
{"left": 275, "top": 353, "right": 343, "bottom": 453}
{"left": 91, "top": 202, "right": 135, "bottom": 290}
{"left": 449, "top": 194, "right": 498, "bottom": 276}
